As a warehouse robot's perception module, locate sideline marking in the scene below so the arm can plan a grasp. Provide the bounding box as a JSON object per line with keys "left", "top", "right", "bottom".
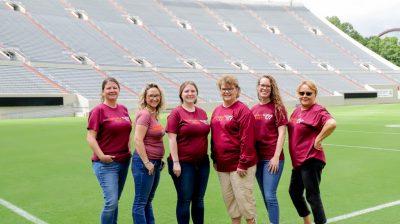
{"left": 326, "top": 144, "right": 400, "bottom": 152}
{"left": 327, "top": 200, "right": 400, "bottom": 223}
{"left": 0, "top": 198, "right": 48, "bottom": 224}
{"left": 386, "top": 124, "right": 400, "bottom": 128}
{"left": 336, "top": 130, "right": 400, "bottom": 135}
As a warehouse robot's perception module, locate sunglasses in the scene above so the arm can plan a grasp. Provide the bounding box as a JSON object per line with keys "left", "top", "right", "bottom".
{"left": 298, "top": 91, "right": 313, "bottom": 96}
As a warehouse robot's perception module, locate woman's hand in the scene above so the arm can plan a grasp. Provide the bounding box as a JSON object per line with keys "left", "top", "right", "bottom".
{"left": 314, "top": 118, "right": 336, "bottom": 151}
{"left": 144, "top": 161, "right": 155, "bottom": 175}
{"left": 314, "top": 138, "right": 323, "bottom": 150}
{"left": 173, "top": 161, "right": 181, "bottom": 177}
{"left": 268, "top": 156, "right": 280, "bottom": 173}
{"left": 99, "top": 154, "right": 115, "bottom": 163}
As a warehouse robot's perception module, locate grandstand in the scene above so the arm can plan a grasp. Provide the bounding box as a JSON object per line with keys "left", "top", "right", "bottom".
{"left": 0, "top": 0, "right": 399, "bottom": 118}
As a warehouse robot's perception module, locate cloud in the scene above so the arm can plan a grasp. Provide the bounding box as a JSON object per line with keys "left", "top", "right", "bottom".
{"left": 303, "top": 0, "right": 400, "bottom": 36}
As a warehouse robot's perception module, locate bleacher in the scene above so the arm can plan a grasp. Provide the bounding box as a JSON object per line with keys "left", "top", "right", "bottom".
{"left": 1, "top": 0, "right": 399, "bottom": 105}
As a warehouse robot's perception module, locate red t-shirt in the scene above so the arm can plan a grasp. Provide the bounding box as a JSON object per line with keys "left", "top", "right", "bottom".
{"left": 288, "top": 104, "right": 332, "bottom": 169}
{"left": 87, "top": 103, "right": 132, "bottom": 163}
{"left": 166, "top": 106, "right": 210, "bottom": 163}
{"left": 135, "top": 109, "right": 165, "bottom": 160}
{"left": 211, "top": 101, "right": 257, "bottom": 172}
{"left": 251, "top": 102, "right": 288, "bottom": 161}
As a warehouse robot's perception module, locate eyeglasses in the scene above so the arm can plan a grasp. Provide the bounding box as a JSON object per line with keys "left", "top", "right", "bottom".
{"left": 147, "top": 94, "right": 161, "bottom": 99}
{"left": 220, "top": 88, "right": 235, "bottom": 93}
{"left": 298, "top": 91, "right": 313, "bottom": 96}
{"left": 259, "top": 84, "right": 271, "bottom": 89}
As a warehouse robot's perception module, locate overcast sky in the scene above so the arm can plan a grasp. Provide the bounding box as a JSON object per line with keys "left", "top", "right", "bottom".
{"left": 302, "top": 0, "right": 400, "bottom": 37}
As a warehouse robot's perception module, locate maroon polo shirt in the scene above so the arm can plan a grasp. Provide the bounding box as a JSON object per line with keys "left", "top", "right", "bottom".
{"left": 87, "top": 103, "right": 132, "bottom": 163}
{"left": 288, "top": 104, "right": 332, "bottom": 169}
{"left": 166, "top": 106, "right": 210, "bottom": 163}
{"left": 251, "top": 102, "right": 288, "bottom": 161}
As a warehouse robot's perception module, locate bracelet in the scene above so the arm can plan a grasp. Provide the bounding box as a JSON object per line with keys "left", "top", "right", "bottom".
{"left": 144, "top": 161, "right": 151, "bottom": 165}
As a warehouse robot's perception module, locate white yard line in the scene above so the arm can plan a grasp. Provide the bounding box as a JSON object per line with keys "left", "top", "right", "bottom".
{"left": 336, "top": 130, "right": 400, "bottom": 135}
{"left": 0, "top": 198, "right": 48, "bottom": 224}
{"left": 327, "top": 200, "right": 400, "bottom": 223}
{"left": 385, "top": 124, "right": 400, "bottom": 128}
{"left": 325, "top": 144, "right": 400, "bottom": 152}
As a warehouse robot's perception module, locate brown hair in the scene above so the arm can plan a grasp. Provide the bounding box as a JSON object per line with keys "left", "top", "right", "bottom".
{"left": 101, "top": 77, "right": 120, "bottom": 102}
{"left": 179, "top": 81, "right": 198, "bottom": 104}
{"left": 296, "top": 80, "right": 318, "bottom": 96}
{"left": 217, "top": 74, "right": 241, "bottom": 98}
{"left": 257, "top": 75, "right": 287, "bottom": 119}
{"left": 138, "top": 83, "right": 165, "bottom": 118}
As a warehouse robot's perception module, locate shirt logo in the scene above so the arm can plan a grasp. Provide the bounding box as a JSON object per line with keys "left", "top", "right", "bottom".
{"left": 263, "top": 113, "right": 273, "bottom": 120}
{"left": 150, "top": 124, "right": 164, "bottom": 132}
{"left": 296, "top": 118, "right": 304, "bottom": 124}
{"left": 214, "top": 115, "right": 232, "bottom": 122}
{"left": 122, "top": 116, "right": 130, "bottom": 122}
{"left": 199, "top": 120, "right": 209, "bottom": 125}
{"left": 254, "top": 113, "right": 273, "bottom": 120}
{"left": 104, "top": 116, "right": 130, "bottom": 123}
{"left": 188, "top": 119, "right": 208, "bottom": 125}
{"left": 225, "top": 115, "right": 233, "bottom": 121}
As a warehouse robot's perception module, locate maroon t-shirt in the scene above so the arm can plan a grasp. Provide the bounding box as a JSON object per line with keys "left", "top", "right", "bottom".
{"left": 288, "top": 104, "right": 332, "bottom": 169}
{"left": 166, "top": 106, "right": 210, "bottom": 163}
{"left": 87, "top": 103, "right": 132, "bottom": 163}
{"left": 135, "top": 109, "right": 165, "bottom": 160}
{"left": 251, "top": 102, "right": 288, "bottom": 161}
{"left": 211, "top": 101, "right": 257, "bottom": 172}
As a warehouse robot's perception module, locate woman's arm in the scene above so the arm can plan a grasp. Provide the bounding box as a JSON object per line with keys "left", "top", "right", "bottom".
{"left": 237, "top": 111, "right": 256, "bottom": 177}
{"left": 134, "top": 125, "right": 155, "bottom": 175}
{"left": 314, "top": 118, "right": 337, "bottom": 150}
{"left": 168, "top": 133, "right": 181, "bottom": 177}
{"left": 86, "top": 130, "right": 114, "bottom": 163}
{"left": 269, "top": 125, "right": 286, "bottom": 173}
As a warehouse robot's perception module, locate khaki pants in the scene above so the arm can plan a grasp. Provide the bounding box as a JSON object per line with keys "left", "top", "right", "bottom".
{"left": 217, "top": 165, "right": 257, "bottom": 220}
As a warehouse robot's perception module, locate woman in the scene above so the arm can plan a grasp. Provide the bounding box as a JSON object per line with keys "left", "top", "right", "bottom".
{"left": 87, "top": 77, "right": 132, "bottom": 224}
{"left": 132, "top": 83, "right": 165, "bottom": 224}
{"left": 211, "top": 75, "right": 258, "bottom": 224}
{"left": 251, "top": 75, "right": 288, "bottom": 224}
{"left": 166, "top": 81, "right": 210, "bottom": 224}
{"left": 288, "top": 80, "right": 337, "bottom": 224}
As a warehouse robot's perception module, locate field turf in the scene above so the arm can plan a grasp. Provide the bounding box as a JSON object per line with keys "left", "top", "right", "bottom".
{"left": 1, "top": 103, "right": 400, "bottom": 224}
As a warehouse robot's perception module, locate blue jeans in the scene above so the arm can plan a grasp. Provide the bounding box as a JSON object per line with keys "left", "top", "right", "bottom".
{"left": 132, "top": 153, "right": 163, "bottom": 224}
{"left": 92, "top": 161, "right": 130, "bottom": 224}
{"left": 168, "top": 158, "right": 210, "bottom": 224}
{"left": 256, "top": 160, "right": 284, "bottom": 224}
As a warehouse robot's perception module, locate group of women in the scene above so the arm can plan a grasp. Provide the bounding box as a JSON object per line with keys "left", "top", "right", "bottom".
{"left": 87, "top": 75, "right": 336, "bottom": 224}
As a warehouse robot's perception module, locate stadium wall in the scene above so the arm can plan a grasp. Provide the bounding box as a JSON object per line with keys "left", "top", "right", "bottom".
{"left": 1, "top": 92, "right": 399, "bottom": 119}
{"left": 0, "top": 93, "right": 86, "bottom": 119}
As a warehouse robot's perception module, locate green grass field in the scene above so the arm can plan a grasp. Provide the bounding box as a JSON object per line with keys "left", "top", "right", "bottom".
{"left": 1, "top": 103, "right": 400, "bottom": 224}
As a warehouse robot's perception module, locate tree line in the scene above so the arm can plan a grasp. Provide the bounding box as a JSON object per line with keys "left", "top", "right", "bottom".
{"left": 327, "top": 16, "right": 400, "bottom": 67}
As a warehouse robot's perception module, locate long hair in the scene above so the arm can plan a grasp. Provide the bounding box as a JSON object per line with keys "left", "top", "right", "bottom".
{"left": 138, "top": 83, "right": 165, "bottom": 118}
{"left": 100, "top": 77, "right": 120, "bottom": 102}
{"left": 257, "top": 75, "right": 286, "bottom": 118}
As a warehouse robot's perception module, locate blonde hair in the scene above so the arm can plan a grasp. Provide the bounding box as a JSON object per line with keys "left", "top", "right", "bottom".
{"left": 138, "top": 83, "right": 165, "bottom": 118}
{"left": 257, "top": 75, "right": 286, "bottom": 118}
{"left": 296, "top": 80, "right": 318, "bottom": 96}
{"left": 217, "top": 74, "right": 241, "bottom": 98}
{"left": 179, "top": 81, "right": 198, "bottom": 104}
